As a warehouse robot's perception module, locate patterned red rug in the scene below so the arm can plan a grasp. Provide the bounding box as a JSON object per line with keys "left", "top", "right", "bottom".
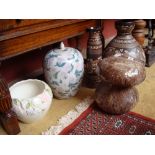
{"left": 59, "top": 103, "right": 155, "bottom": 135}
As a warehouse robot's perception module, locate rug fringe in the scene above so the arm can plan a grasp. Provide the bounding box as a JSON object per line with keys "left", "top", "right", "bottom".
{"left": 42, "top": 96, "right": 94, "bottom": 135}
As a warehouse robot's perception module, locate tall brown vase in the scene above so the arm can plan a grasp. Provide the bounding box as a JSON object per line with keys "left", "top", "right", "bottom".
{"left": 84, "top": 27, "right": 104, "bottom": 88}
{"left": 104, "top": 20, "right": 146, "bottom": 65}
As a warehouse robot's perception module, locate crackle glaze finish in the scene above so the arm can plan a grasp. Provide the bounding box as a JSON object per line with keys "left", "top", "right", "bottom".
{"left": 43, "top": 44, "right": 84, "bottom": 99}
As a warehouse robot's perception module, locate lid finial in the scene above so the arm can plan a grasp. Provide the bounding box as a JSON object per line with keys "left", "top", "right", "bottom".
{"left": 60, "top": 42, "right": 65, "bottom": 50}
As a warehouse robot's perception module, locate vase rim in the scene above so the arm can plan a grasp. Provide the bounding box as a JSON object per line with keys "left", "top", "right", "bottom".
{"left": 116, "top": 20, "right": 135, "bottom": 26}
{"left": 9, "top": 79, "right": 48, "bottom": 100}
{"left": 87, "top": 26, "right": 102, "bottom": 32}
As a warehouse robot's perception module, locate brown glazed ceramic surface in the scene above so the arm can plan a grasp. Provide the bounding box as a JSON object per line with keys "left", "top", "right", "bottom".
{"left": 104, "top": 20, "right": 146, "bottom": 64}
{"left": 87, "top": 27, "right": 103, "bottom": 60}
{"left": 99, "top": 56, "right": 146, "bottom": 87}
{"left": 95, "top": 82, "right": 139, "bottom": 114}
{"left": 85, "top": 27, "right": 104, "bottom": 88}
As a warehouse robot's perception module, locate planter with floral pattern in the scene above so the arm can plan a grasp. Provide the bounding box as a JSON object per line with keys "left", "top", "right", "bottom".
{"left": 9, "top": 79, "right": 53, "bottom": 123}
{"left": 43, "top": 42, "right": 84, "bottom": 99}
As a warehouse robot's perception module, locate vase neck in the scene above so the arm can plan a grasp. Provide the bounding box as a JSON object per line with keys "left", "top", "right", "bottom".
{"left": 115, "top": 20, "right": 135, "bottom": 36}
{"left": 87, "top": 27, "right": 102, "bottom": 37}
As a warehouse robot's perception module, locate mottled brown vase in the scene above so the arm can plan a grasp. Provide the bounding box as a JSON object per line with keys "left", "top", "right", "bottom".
{"left": 94, "top": 20, "right": 146, "bottom": 115}
{"left": 132, "top": 19, "right": 146, "bottom": 46}
{"left": 104, "top": 20, "right": 146, "bottom": 65}
{"left": 99, "top": 56, "right": 146, "bottom": 87}
{"left": 0, "top": 75, "right": 20, "bottom": 134}
{"left": 95, "top": 82, "right": 139, "bottom": 115}
{"left": 87, "top": 27, "right": 103, "bottom": 60}
{"left": 85, "top": 27, "right": 104, "bottom": 88}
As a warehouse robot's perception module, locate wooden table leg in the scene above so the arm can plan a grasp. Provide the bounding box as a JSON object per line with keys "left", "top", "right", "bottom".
{"left": 0, "top": 110, "right": 20, "bottom": 135}
{"left": 132, "top": 19, "right": 146, "bottom": 46}
{"left": 145, "top": 20, "right": 155, "bottom": 67}
{"left": 0, "top": 63, "right": 20, "bottom": 135}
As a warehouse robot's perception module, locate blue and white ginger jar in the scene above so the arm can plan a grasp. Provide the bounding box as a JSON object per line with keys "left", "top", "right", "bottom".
{"left": 43, "top": 42, "right": 84, "bottom": 99}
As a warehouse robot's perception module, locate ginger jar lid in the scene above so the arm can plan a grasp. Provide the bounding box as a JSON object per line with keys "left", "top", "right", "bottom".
{"left": 51, "top": 42, "right": 78, "bottom": 53}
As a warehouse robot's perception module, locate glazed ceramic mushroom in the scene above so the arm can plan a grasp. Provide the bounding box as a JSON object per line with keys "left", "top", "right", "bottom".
{"left": 95, "top": 82, "right": 139, "bottom": 114}
{"left": 99, "top": 56, "right": 146, "bottom": 87}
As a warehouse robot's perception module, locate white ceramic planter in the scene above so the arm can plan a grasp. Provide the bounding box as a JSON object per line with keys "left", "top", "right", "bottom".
{"left": 9, "top": 79, "right": 53, "bottom": 123}
{"left": 43, "top": 42, "right": 84, "bottom": 99}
